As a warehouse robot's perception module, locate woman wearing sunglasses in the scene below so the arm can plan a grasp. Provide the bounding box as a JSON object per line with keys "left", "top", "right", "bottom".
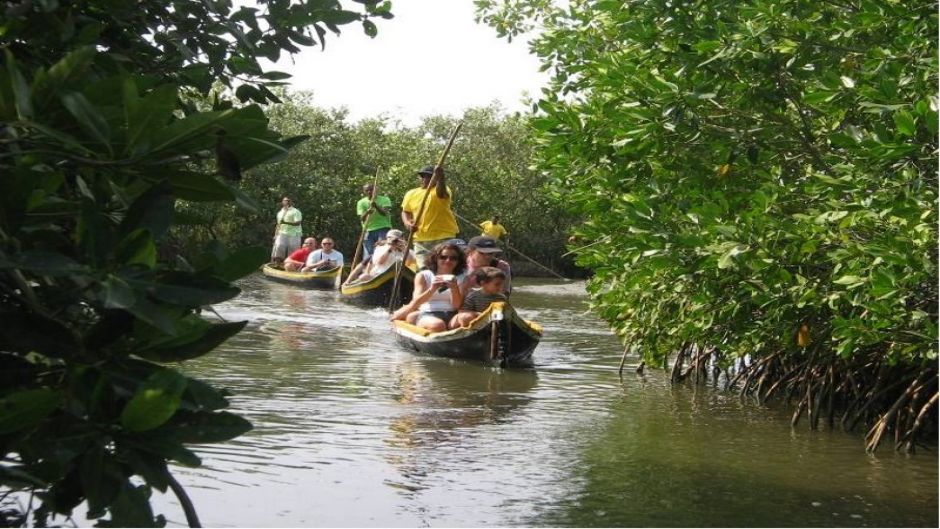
{"left": 390, "top": 242, "right": 467, "bottom": 332}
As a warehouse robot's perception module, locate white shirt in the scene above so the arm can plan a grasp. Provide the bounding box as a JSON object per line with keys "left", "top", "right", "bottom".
{"left": 305, "top": 249, "right": 344, "bottom": 268}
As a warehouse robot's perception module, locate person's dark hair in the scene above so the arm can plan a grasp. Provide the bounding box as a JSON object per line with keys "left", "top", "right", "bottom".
{"left": 427, "top": 243, "right": 467, "bottom": 274}
{"left": 474, "top": 266, "right": 505, "bottom": 284}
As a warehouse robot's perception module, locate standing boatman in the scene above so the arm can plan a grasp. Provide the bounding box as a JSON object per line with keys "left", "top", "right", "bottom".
{"left": 271, "top": 196, "right": 303, "bottom": 265}
{"left": 479, "top": 215, "right": 508, "bottom": 241}
{"left": 356, "top": 183, "right": 393, "bottom": 257}
{"left": 400, "top": 165, "right": 459, "bottom": 268}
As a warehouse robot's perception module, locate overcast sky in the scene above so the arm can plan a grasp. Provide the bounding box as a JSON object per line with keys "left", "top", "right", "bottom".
{"left": 271, "top": 0, "right": 547, "bottom": 125}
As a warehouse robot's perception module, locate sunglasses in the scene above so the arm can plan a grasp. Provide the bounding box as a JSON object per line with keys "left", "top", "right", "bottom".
{"left": 439, "top": 254, "right": 458, "bottom": 261}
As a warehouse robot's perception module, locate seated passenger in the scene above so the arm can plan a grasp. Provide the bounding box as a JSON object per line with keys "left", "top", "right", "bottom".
{"left": 302, "top": 237, "right": 344, "bottom": 272}
{"left": 284, "top": 237, "right": 317, "bottom": 271}
{"left": 390, "top": 242, "right": 466, "bottom": 332}
{"left": 465, "top": 236, "right": 512, "bottom": 295}
{"left": 450, "top": 267, "right": 508, "bottom": 329}
{"left": 358, "top": 229, "right": 416, "bottom": 281}
{"left": 344, "top": 253, "right": 373, "bottom": 284}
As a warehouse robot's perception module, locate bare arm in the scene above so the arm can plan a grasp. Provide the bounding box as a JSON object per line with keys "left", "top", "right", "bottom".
{"left": 401, "top": 210, "right": 417, "bottom": 231}
{"left": 433, "top": 166, "right": 449, "bottom": 199}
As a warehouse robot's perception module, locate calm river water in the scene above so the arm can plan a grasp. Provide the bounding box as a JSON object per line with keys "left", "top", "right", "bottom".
{"left": 155, "top": 276, "right": 937, "bottom": 527}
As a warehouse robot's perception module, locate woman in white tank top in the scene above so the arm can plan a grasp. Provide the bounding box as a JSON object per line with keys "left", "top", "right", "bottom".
{"left": 390, "top": 242, "right": 467, "bottom": 332}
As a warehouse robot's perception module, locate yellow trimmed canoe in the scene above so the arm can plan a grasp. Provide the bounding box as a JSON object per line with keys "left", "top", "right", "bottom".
{"left": 340, "top": 264, "right": 416, "bottom": 308}
{"left": 392, "top": 302, "right": 542, "bottom": 367}
{"left": 261, "top": 264, "right": 341, "bottom": 289}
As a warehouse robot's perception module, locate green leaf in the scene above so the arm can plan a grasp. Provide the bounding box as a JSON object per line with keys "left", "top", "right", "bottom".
{"left": 127, "top": 298, "right": 179, "bottom": 334}
{"left": 164, "top": 171, "right": 236, "bottom": 202}
{"left": 32, "top": 47, "right": 96, "bottom": 108}
{"left": 115, "top": 229, "right": 157, "bottom": 268}
{"left": 261, "top": 71, "right": 292, "bottom": 81}
{"left": 152, "top": 410, "right": 252, "bottom": 444}
{"left": 146, "top": 109, "right": 231, "bottom": 154}
{"left": 98, "top": 483, "right": 162, "bottom": 528}
{"left": 136, "top": 321, "right": 247, "bottom": 362}
{"left": 123, "top": 80, "right": 178, "bottom": 156}
{"left": 101, "top": 275, "right": 138, "bottom": 309}
{"left": 0, "top": 250, "right": 87, "bottom": 276}
{"left": 128, "top": 438, "right": 202, "bottom": 467}
{"left": 61, "top": 91, "right": 111, "bottom": 145}
{"left": 833, "top": 275, "right": 865, "bottom": 287}
{"left": 362, "top": 19, "right": 378, "bottom": 37}
{"left": 120, "top": 369, "right": 188, "bottom": 432}
{"left": 211, "top": 246, "right": 268, "bottom": 281}
{"left": 122, "top": 451, "right": 170, "bottom": 493}
{"left": 80, "top": 448, "right": 124, "bottom": 518}
{"left": 180, "top": 378, "right": 230, "bottom": 412}
{"left": 0, "top": 388, "right": 60, "bottom": 434}
{"left": 893, "top": 110, "right": 916, "bottom": 137}
{"left": 4, "top": 50, "right": 33, "bottom": 118}
{"left": 134, "top": 272, "right": 240, "bottom": 306}
{"left": 320, "top": 10, "right": 361, "bottom": 25}
{"left": 119, "top": 180, "right": 174, "bottom": 239}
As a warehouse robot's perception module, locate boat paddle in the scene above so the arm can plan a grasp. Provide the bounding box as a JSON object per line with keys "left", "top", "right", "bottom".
{"left": 345, "top": 166, "right": 381, "bottom": 283}
{"left": 388, "top": 122, "right": 463, "bottom": 313}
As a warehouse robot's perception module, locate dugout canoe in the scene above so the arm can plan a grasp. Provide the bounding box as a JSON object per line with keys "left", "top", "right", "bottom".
{"left": 392, "top": 302, "right": 541, "bottom": 368}
{"left": 340, "top": 264, "right": 416, "bottom": 308}
{"left": 261, "top": 264, "right": 341, "bottom": 289}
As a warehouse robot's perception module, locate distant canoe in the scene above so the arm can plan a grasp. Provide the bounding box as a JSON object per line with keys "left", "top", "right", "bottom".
{"left": 261, "top": 264, "right": 340, "bottom": 289}
{"left": 341, "top": 264, "right": 416, "bottom": 308}
{"left": 393, "top": 302, "right": 541, "bottom": 368}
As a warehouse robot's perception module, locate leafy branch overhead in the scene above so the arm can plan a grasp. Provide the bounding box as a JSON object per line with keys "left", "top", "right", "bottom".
{"left": 0, "top": 1, "right": 391, "bottom": 527}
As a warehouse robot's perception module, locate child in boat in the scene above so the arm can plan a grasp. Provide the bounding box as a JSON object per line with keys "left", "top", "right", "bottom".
{"left": 449, "top": 266, "right": 508, "bottom": 329}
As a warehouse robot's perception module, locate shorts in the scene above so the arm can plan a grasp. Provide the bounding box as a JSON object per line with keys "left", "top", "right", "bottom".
{"left": 417, "top": 310, "right": 456, "bottom": 323}
{"left": 272, "top": 233, "right": 301, "bottom": 260}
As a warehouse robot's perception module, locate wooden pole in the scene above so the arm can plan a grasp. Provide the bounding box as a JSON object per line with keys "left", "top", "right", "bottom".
{"left": 346, "top": 167, "right": 381, "bottom": 282}
{"left": 618, "top": 344, "right": 631, "bottom": 375}
{"left": 389, "top": 123, "right": 463, "bottom": 312}
{"left": 452, "top": 212, "right": 568, "bottom": 280}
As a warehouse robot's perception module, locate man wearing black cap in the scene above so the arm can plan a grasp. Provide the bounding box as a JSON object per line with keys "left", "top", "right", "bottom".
{"left": 465, "top": 235, "right": 512, "bottom": 295}
{"left": 401, "top": 165, "right": 459, "bottom": 268}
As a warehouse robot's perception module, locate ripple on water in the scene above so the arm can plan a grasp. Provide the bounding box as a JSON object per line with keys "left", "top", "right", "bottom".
{"left": 154, "top": 275, "right": 939, "bottom": 528}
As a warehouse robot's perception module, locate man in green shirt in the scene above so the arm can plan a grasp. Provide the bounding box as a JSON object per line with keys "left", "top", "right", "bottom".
{"left": 271, "top": 196, "right": 303, "bottom": 265}
{"left": 356, "top": 183, "right": 393, "bottom": 257}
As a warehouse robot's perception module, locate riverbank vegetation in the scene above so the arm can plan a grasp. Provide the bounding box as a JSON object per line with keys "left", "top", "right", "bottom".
{"left": 0, "top": 1, "right": 393, "bottom": 526}
{"left": 170, "top": 95, "right": 578, "bottom": 276}
{"left": 477, "top": 0, "right": 938, "bottom": 450}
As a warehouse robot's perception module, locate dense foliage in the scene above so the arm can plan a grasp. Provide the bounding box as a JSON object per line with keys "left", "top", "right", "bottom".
{"left": 0, "top": 1, "right": 390, "bottom": 526}
{"left": 173, "top": 96, "right": 578, "bottom": 275}
{"left": 477, "top": 0, "right": 938, "bottom": 449}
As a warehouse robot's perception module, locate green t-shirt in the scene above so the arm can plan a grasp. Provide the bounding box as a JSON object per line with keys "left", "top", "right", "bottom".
{"left": 356, "top": 195, "right": 393, "bottom": 232}
{"left": 276, "top": 207, "right": 302, "bottom": 237}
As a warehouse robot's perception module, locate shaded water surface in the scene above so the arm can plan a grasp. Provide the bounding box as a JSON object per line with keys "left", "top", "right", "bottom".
{"left": 155, "top": 276, "right": 937, "bottom": 527}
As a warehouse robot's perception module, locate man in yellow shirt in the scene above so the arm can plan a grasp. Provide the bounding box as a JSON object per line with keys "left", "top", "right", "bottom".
{"left": 479, "top": 215, "right": 508, "bottom": 241}
{"left": 401, "top": 165, "right": 459, "bottom": 268}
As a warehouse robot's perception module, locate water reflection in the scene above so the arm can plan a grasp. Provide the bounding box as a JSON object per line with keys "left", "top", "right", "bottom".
{"left": 382, "top": 359, "right": 538, "bottom": 500}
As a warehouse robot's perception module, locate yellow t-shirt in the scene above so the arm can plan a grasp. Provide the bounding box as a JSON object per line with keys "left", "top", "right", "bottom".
{"left": 401, "top": 186, "right": 458, "bottom": 242}
{"left": 480, "top": 220, "right": 507, "bottom": 239}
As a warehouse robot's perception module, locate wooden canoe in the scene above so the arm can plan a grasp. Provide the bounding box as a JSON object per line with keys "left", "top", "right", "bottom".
{"left": 261, "top": 264, "right": 341, "bottom": 289}
{"left": 340, "top": 264, "right": 416, "bottom": 308}
{"left": 392, "top": 302, "right": 541, "bottom": 368}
